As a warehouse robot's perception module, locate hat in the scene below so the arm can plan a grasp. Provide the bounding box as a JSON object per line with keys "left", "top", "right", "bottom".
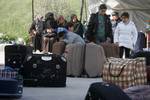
{"left": 112, "top": 12, "right": 119, "bottom": 16}
{"left": 57, "top": 27, "right": 68, "bottom": 34}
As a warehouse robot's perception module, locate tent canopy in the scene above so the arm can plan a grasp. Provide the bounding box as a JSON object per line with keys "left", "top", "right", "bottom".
{"left": 88, "top": 0, "right": 150, "bottom": 32}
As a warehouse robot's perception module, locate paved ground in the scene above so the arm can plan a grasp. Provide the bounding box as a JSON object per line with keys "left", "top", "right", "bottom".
{"left": 0, "top": 77, "right": 101, "bottom": 100}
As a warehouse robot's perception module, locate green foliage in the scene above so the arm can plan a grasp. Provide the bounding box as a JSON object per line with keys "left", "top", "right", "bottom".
{"left": 34, "top": 0, "right": 81, "bottom": 21}
{"left": 0, "top": 0, "right": 84, "bottom": 43}
{"left": 0, "top": 34, "right": 16, "bottom": 43}
{"left": 0, "top": 0, "right": 32, "bottom": 43}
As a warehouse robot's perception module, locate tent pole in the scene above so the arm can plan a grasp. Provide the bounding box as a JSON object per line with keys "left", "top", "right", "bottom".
{"left": 80, "top": 0, "right": 84, "bottom": 22}
{"left": 84, "top": 0, "right": 88, "bottom": 22}
{"left": 32, "top": 0, "right": 34, "bottom": 21}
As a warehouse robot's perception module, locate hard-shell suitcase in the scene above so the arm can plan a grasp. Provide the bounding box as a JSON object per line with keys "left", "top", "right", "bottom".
{"left": 5, "top": 45, "right": 33, "bottom": 70}
{"left": 0, "top": 78, "right": 22, "bottom": 98}
{"left": 100, "top": 43, "right": 119, "bottom": 58}
{"left": 84, "top": 42, "right": 106, "bottom": 77}
{"left": 52, "top": 41, "right": 66, "bottom": 55}
{"left": 23, "top": 53, "right": 67, "bottom": 87}
{"left": 130, "top": 51, "right": 150, "bottom": 66}
{"left": 64, "top": 44, "right": 84, "bottom": 77}
{"left": 85, "top": 82, "right": 131, "bottom": 100}
{"left": 0, "top": 67, "right": 23, "bottom": 98}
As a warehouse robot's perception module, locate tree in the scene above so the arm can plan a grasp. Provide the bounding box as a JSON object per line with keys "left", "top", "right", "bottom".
{"left": 34, "top": 0, "right": 76, "bottom": 20}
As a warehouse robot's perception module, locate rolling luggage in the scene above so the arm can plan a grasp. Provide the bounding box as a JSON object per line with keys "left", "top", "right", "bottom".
{"left": 124, "top": 85, "right": 150, "bottom": 100}
{"left": 0, "top": 67, "right": 23, "bottom": 98}
{"left": 130, "top": 51, "right": 150, "bottom": 66}
{"left": 84, "top": 42, "right": 106, "bottom": 77}
{"left": 64, "top": 44, "right": 84, "bottom": 77}
{"left": 52, "top": 41, "right": 66, "bottom": 55}
{"left": 5, "top": 45, "right": 33, "bottom": 70}
{"left": 23, "top": 53, "right": 67, "bottom": 87}
{"left": 100, "top": 43, "right": 119, "bottom": 58}
{"left": 85, "top": 82, "right": 131, "bottom": 100}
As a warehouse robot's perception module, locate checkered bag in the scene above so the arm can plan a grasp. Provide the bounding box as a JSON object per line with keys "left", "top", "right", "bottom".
{"left": 102, "top": 57, "right": 147, "bottom": 89}
{"left": 0, "top": 66, "right": 18, "bottom": 79}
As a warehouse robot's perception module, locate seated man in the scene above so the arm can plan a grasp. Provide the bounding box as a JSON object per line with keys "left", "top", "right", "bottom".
{"left": 57, "top": 23, "right": 85, "bottom": 44}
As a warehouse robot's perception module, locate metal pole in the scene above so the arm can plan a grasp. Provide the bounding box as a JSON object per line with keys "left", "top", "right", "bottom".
{"left": 84, "top": 0, "right": 88, "bottom": 22}
{"left": 80, "top": 0, "right": 84, "bottom": 22}
{"left": 32, "top": 0, "right": 34, "bottom": 21}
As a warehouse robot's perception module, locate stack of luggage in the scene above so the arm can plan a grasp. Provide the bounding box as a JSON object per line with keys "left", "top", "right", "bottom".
{"left": 0, "top": 44, "right": 27, "bottom": 98}
{"left": 4, "top": 44, "right": 67, "bottom": 87}
{"left": 64, "top": 43, "right": 107, "bottom": 77}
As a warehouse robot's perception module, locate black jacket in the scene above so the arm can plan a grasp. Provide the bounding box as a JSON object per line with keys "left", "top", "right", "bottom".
{"left": 29, "top": 20, "right": 44, "bottom": 36}
{"left": 86, "top": 13, "right": 112, "bottom": 40}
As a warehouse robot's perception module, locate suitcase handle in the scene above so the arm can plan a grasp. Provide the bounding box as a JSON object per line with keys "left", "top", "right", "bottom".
{"left": 41, "top": 56, "right": 52, "bottom": 61}
{"left": 108, "top": 63, "right": 126, "bottom": 77}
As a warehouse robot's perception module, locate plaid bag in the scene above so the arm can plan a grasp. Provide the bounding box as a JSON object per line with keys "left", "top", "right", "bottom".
{"left": 102, "top": 57, "right": 147, "bottom": 89}
{"left": 0, "top": 66, "right": 18, "bottom": 79}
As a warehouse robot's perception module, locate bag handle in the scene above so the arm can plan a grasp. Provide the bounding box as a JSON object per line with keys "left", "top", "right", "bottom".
{"left": 108, "top": 63, "right": 126, "bottom": 77}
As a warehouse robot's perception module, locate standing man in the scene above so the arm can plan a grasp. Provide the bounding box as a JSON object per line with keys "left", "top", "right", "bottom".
{"left": 111, "top": 12, "right": 121, "bottom": 34}
{"left": 29, "top": 15, "right": 44, "bottom": 51}
{"left": 86, "top": 4, "right": 112, "bottom": 43}
{"left": 114, "top": 12, "right": 138, "bottom": 58}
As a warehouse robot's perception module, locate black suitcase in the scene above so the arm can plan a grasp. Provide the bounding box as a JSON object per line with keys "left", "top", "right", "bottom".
{"left": 0, "top": 78, "right": 23, "bottom": 98}
{"left": 0, "top": 67, "right": 23, "bottom": 98}
{"left": 85, "top": 82, "right": 131, "bottom": 100}
{"left": 5, "top": 45, "right": 33, "bottom": 71}
{"left": 130, "top": 51, "right": 150, "bottom": 66}
{"left": 23, "top": 53, "right": 67, "bottom": 87}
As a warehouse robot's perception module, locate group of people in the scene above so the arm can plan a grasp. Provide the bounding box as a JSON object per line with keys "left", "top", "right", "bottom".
{"left": 29, "top": 4, "right": 139, "bottom": 58}
{"left": 86, "top": 4, "right": 138, "bottom": 58}
{"left": 29, "top": 12, "right": 85, "bottom": 53}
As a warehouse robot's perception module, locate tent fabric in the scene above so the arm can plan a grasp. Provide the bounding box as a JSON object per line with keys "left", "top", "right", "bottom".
{"left": 88, "top": 0, "right": 150, "bottom": 32}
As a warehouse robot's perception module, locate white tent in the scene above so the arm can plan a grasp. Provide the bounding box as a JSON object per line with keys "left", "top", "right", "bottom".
{"left": 88, "top": 0, "right": 150, "bottom": 32}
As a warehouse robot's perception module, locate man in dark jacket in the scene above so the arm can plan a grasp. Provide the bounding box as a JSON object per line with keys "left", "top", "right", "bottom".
{"left": 86, "top": 4, "right": 112, "bottom": 43}
{"left": 29, "top": 15, "right": 44, "bottom": 51}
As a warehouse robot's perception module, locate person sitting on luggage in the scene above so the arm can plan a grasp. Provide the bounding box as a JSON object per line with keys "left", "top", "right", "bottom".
{"left": 57, "top": 25, "right": 85, "bottom": 44}
{"left": 42, "top": 26, "right": 56, "bottom": 53}
{"left": 114, "top": 12, "right": 138, "bottom": 58}
{"left": 70, "top": 14, "right": 84, "bottom": 38}
{"left": 57, "top": 15, "right": 67, "bottom": 28}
